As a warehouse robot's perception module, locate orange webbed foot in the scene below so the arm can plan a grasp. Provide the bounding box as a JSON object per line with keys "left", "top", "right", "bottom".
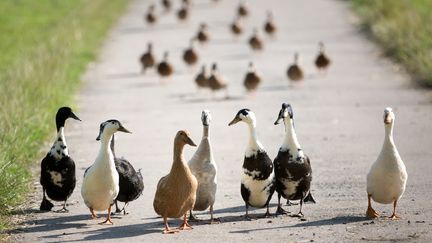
{"left": 388, "top": 214, "right": 401, "bottom": 220}
{"left": 366, "top": 206, "right": 379, "bottom": 218}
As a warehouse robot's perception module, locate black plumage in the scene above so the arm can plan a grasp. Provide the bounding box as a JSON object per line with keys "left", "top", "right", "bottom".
{"left": 40, "top": 107, "right": 80, "bottom": 212}
{"left": 110, "top": 135, "right": 144, "bottom": 214}
{"left": 273, "top": 103, "right": 315, "bottom": 217}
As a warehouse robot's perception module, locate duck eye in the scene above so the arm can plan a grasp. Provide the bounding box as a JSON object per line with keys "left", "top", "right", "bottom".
{"left": 111, "top": 121, "right": 115, "bottom": 124}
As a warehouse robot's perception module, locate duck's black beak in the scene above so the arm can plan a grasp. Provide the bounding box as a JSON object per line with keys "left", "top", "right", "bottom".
{"left": 70, "top": 112, "right": 81, "bottom": 121}
{"left": 274, "top": 109, "right": 284, "bottom": 125}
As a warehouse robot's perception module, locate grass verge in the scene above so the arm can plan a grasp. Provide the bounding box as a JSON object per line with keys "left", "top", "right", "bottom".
{"left": 0, "top": 0, "right": 129, "bottom": 232}
{"left": 351, "top": 0, "right": 432, "bottom": 86}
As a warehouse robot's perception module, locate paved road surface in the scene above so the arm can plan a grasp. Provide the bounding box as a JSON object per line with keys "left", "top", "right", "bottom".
{"left": 14, "top": 0, "right": 432, "bottom": 242}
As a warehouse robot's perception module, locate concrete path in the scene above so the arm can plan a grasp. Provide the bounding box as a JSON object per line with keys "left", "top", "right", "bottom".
{"left": 14, "top": 0, "right": 432, "bottom": 242}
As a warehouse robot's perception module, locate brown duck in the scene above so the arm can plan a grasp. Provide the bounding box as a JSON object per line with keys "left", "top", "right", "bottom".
{"left": 195, "top": 65, "right": 208, "bottom": 89}
{"left": 153, "top": 130, "right": 198, "bottom": 234}
{"left": 287, "top": 53, "right": 304, "bottom": 82}
{"left": 183, "top": 39, "right": 199, "bottom": 66}
{"left": 196, "top": 23, "right": 209, "bottom": 43}
{"left": 315, "top": 42, "right": 331, "bottom": 73}
{"left": 230, "top": 16, "right": 243, "bottom": 36}
{"left": 208, "top": 63, "right": 228, "bottom": 98}
{"left": 264, "top": 11, "right": 276, "bottom": 36}
{"left": 140, "top": 42, "right": 156, "bottom": 74}
{"left": 157, "top": 52, "right": 174, "bottom": 78}
{"left": 177, "top": 3, "right": 189, "bottom": 21}
{"left": 161, "top": 0, "right": 172, "bottom": 11}
{"left": 237, "top": 1, "right": 248, "bottom": 17}
{"left": 243, "top": 62, "right": 261, "bottom": 92}
{"left": 249, "top": 28, "right": 263, "bottom": 51}
{"left": 146, "top": 4, "right": 157, "bottom": 24}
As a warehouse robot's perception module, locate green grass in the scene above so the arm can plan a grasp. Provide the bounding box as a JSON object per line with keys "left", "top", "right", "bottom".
{"left": 352, "top": 0, "right": 432, "bottom": 86}
{"left": 0, "top": 0, "right": 129, "bottom": 231}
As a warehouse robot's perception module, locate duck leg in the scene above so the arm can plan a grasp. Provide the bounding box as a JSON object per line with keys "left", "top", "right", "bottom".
{"left": 291, "top": 199, "right": 304, "bottom": 218}
{"left": 276, "top": 193, "right": 288, "bottom": 215}
{"left": 55, "top": 200, "right": 69, "bottom": 213}
{"left": 244, "top": 204, "right": 251, "bottom": 220}
{"left": 99, "top": 206, "right": 114, "bottom": 224}
{"left": 163, "top": 217, "right": 179, "bottom": 234}
{"left": 286, "top": 200, "right": 298, "bottom": 206}
{"left": 121, "top": 202, "right": 129, "bottom": 215}
{"left": 264, "top": 204, "right": 272, "bottom": 218}
{"left": 388, "top": 199, "right": 401, "bottom": 220}
{"left": 40, "top": 188, "right": 54, "bottom": 211}
{"left": 209, "top": 205, "right": 220, "bottom": 224}
{"left": 178, "top": 213, "right": 193, "bottom": 230}
{"left": 189, "top": 210, "right": 198, "bottom": 221}
{"left": 114, "top": 200, "right": 122, "bottom": 214}
{"left": 366, "top": 194, "right": 379, "bottom": 218}
{"left": 90, "top": 208, "right": 98, "bottom": 219}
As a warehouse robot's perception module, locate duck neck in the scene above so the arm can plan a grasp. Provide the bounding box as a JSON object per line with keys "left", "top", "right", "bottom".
{"left": 246, "top": 121, "right": 263, "bottom": 154}
{"left": 281, "top": 118, "right": 304, "bottom": 158}
{"left": 383, "top": 123, "right": 395, "bottom": 148}
{"left": 173, "top": 140, "right": 186, "bottom": 168}
{"left": 110, "top": 134, "right": 116, "bottom": 158}
{"left": 96, "top": 132, "right": 115, "bottom": 169}
{"left": 202, "top": 125, "right": 209, "bottom": 138}
{"left": 50, "top": 126, "right": 69, "bottom": 159}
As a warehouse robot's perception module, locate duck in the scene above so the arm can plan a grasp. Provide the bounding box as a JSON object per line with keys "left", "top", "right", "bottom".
{"left": 188, "top": 110, "right": 218, "bottom": 223}
{"left": 153, "top": 130, "right": 198, "bottom": 234}
{"left": 228, "top": 109, "right": 275, "bottom": 219}
{"left": 243, "top": 62, "right": 261, "bottom": 93}
{"left": 196, "top": 23, "right": 209, "bottom": 44}
{"left": 40, "top": 107, "right": 81, "bottom": 212}
{"left": 366, "top": 107, "right": 408, "bottom": 220}
{"left": 110, "top": 134, "right": 144, "bottom": 215}
{"left": 161, "top": 0, "right": 172, "bottom": 11}
{"left": 81, "top": 120, "right": 131, "bottom": 224}
{"left": 183, "top": 38, "right": 199, "bottom": 66}
{"left": 237, "top": 1, "right": 248, "bottom": 17}
{"left": 157, "top": 51, "right": 174, "bottom": 79}
{"left": 248, "top": 28, "right": 263, "bottom": 51}
{"left": 230, "top": 16, "right": 243, "bottom": 36}
{"left": 263, "top": 11, "right": 277, "bottom": 36}
{"left": 140, "top": 42, "right": 156, "bottom": 74}
{"left": 207, "top": 63, "right": 228, "bottom": 99}
{"left": 287, "top": 52, "right": 304, "bottom": 82}
{"left": 195, "top": 65, "right": 208, "bottom": 90}
{"left": 146, "top": 4, "right": 157, "bottom": 25}
{"left": 177, "top": 3, "right": 189, "bottom": 21}
{"left": 273, "top": 103, "right": 315, "bottom": 217}
{"left": 314, "top": 42, "right": 331, "bottom": 74}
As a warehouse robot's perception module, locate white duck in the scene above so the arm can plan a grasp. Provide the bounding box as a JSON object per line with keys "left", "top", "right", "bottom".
{"left": 366, "top": 107, "right": 408, "bottom": 219}
{"left": 188, "top": 110, "right": 218, "bottom": 223}
{"left": 81, "top": 120, "right": 131, "bottom": 224}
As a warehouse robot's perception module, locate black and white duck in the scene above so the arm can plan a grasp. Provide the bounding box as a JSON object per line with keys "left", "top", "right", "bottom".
{"left": 81, "top": 120, "right": 131, "bottom": 224}
{"left": 110, "top": 135, "right": 144, "bottom": 215}
{"left": 366, "top": 107, "right": 408, "bottom": 219}
{"left": 228, "top": 109, "right": 275, "bottom": 219}
{"left": 273, "top": 103, "right": 315, "bottom": 217}
{"left": 40, "top": 107, "right": 81, "bottom": 212}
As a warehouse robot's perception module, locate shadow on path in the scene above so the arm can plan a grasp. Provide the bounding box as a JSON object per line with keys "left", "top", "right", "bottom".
{"left": 229, "top": 215, "right": 370, "bottom": 234}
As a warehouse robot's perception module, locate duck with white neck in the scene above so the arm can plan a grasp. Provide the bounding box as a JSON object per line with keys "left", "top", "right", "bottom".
{"left": 188, "top": 110, "right": 218, "bottom": 223}
{"left": 229, "top": 109, "right": 275, "bottom": 219}
{"left": 40, "top": 107, "right": 81, "bottom": 212}
{"left": 273, "top": 103, "right": 315, "bottom": 217}
{"left": 366, "top": 107, "right": 408, "bottom": 219}
{"left": 81, "top": 120, "right": 131, "bottom": 225}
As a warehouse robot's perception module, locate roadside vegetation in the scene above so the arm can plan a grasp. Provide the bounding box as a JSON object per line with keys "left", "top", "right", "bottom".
{"left": 352, "top": 0, "right": 432, "bottom": 86}
{"left": 0, "top": 0, "right": 129, "bottom": 231}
